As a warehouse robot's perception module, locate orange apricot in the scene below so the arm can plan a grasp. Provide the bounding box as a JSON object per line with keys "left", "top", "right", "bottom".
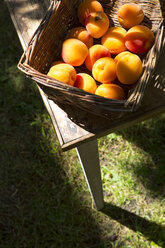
{"left": 74, "top": 73, "right": 97, "bottom": 94}
{"left": 77, "top": 0, "right": 104, "bottom": 25}
{"left": 114, "top": 51, "right": 131, "bottom": 63}
{"left": 85, "top": 11, "right": 109, "bottom": 38}
{"left": 125, "top": 25, "right": 155, "bottom": 54}
{"left": 47, "top": 63, "right": 77, "bottom": 86}
{"left": 92, "top": 57, "right": 116, "bottom": 84}
{"left": 116, "top": 53, "right": 143, "bottom": 85}
{"left": 118, "top": 3, "right": 144, "bottom": 29}
{"left": 67, "top": 27, "right": 93, "bottom": 48}
{"left": 101, "top": 27, "right": 127, "bottom": 54}
{"left": 62, "top": 38, "right": 88, "bottom": 66}
{"left": 85, "top": 44, "right": 111, "bottom": 71}
{"left": 95, "top": 83, "right": 125, "bottom": 100}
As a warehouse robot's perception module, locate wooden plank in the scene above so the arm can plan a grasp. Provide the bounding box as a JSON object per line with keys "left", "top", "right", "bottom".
{"left": 5, "top": 0, "right": 90, "bottom": 149}
{"left": 5, "top": 0, "right": 49, "bottom": 50}
{"left": 5, "top": 0, "right": 165, "bottom": 151}
{"left": 62, "top": 106, "right": 165, "bottom": 151}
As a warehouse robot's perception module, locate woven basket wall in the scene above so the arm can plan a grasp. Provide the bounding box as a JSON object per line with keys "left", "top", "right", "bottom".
{"left": 18, "top": 0, "right": 165, "bottom": 119}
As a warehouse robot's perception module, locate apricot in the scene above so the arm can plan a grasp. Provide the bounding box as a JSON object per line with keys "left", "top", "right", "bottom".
{"left": 62, "top": 38, "right": 88, "bottom": 66}
{"left": 47, "top": 63, "right": 77, "bottom": 86}
{"left": 85, "top": 11, "right": 109, "bottom": 38}
{"left": 67, "top": 27, "right": 93, "bottom": 48}
{"left": 85, "top": 44, "right": 111, "bottom": 71}
{"left": 92, "top": 57, "right": 116, "bottom": 84}
{"left": 74, "top": 73, "right": 97, "bottom": 94}
{"left": 118, "top": 3, "right": 144, "bottom": 29}
{"left": 114, "top": 51, "right": 131, "bottom": 63}
{"left": 95, "top": 83, "right": 125, "bottom": 100}
{"left": 125, "top": 25, "right": 155, "bottom": 54}
{"left": 101, "top": 27, "right": 127, "bottom": 54}
{"left": 77, "top": 0, "right": 104, "bottom": 25}
{"left": 116, "top": 53, "right": 143, "bottom": 85}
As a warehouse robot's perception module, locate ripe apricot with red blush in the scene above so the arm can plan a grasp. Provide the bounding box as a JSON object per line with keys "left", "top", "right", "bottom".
{"left": 85, "top": 11, "right": 110, "bottom": 38}
{"left": 74, "top": 73, "right": 97, "bottom": 94}
{"left": 77, "top": 0, "right": 104, "bottom": 25}
{"left": 85, "top": 44, "right": 111, "bottom": 71}
{"left": 125, "top": 25, "right": 155, "bottom": 54}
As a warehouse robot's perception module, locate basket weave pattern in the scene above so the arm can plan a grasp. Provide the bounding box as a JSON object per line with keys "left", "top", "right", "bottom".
{"left": 18, "top": 0, "right": 165, "bottom": 119}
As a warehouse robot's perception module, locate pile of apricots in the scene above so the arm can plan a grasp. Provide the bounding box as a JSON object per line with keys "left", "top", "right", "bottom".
{"left": 47, "top": 0, "right": 155, "bottom": 100}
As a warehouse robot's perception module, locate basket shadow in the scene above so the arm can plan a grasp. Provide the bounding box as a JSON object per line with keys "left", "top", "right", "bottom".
{"left": 102, "top": 202, "right": 165, "bottom": 246}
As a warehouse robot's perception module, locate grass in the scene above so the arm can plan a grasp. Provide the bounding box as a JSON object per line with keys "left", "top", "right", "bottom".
{"left": 0, "top": 1, "right": 165, "bottom": 247}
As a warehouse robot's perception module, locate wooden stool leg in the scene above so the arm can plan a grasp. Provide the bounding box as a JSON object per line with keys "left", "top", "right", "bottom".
{"left": 76, "top": 139, "right": 104, "bottom": 210}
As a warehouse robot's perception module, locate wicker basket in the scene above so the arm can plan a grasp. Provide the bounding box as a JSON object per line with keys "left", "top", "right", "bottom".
{"left": 18, "top": 0, "right": 165, "bottom": 119}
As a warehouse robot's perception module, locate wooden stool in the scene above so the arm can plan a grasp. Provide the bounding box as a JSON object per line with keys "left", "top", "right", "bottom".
{"left": 6, "top": 0, "right": 165, "bottom": 210}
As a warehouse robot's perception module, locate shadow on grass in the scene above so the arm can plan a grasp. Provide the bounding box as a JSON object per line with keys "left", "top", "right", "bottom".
{"left": 102, "top": 202, "right": 165, "bottom": 247}
{"left": 0, "top": 76, "right": 106, "bottom": 247}
{"left": 0, "top": 2, "right": 107, "bottom": 248}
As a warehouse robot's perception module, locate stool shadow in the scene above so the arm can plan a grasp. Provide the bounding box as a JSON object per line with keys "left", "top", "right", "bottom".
{"left": 102, "top": 202, "right": 165, "bottom": 246}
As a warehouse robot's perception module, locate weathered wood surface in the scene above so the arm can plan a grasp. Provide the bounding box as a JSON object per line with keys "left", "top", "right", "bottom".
{"left": 76, "top": 140, "right": 104, "bottom": 210}
{"left": 5, "top": 0, "right": 165, "bottom": 151}
{"left": 5, "top": 0, "right": 91, "bottom": 149}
